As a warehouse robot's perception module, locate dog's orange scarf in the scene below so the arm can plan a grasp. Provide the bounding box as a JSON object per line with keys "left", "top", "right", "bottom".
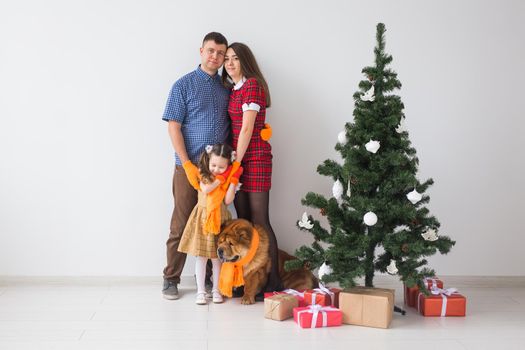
{"left": 218, "top": 228, "right": 260, "bottom": 297}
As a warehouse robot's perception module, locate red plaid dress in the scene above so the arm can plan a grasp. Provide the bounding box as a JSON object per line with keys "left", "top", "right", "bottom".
{"left": 228, "top": 78, "right": 272, "bottom": 192}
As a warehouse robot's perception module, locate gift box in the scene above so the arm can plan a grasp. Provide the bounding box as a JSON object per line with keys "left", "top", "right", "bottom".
{"left": 404, "top": 277, "right": 444, "bottom": 307}
{"left": 264, "top": 289, "right": 307, "bottom": 307}
{"left": 264, "top": 294, "right": 299, "bottom": 321}
{"left": 418, "top": 288, "right": 466, "bottom": 317}
{"left": 293, "top": 305, "right": 343, "bottom": 328}
{"left": 339, "top": 286, "right": 395, "bottom": 329}
{"left": 303, "top": 287, "right": 342, "bottom": 308}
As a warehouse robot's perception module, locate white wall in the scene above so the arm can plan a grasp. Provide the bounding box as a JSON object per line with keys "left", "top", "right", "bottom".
{"left": 1, "top": 0, "right": 524, "bottom": 277}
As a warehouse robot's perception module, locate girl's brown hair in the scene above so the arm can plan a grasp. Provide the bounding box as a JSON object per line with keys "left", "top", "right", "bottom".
{"left": 198, "top": 144, "right": 234, "bottom": 184}
{"left": 221, "top": 42, "right": 271, "bottom": 107}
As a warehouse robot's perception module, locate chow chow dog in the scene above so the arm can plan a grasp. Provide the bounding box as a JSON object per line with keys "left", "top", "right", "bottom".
{"left": 217, "top": 219, "right": 317, "bottom": 304}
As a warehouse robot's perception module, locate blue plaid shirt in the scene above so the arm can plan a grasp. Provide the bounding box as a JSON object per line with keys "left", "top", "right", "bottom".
{"left": 162, "top": 66, "right": 230, "bottom": 165}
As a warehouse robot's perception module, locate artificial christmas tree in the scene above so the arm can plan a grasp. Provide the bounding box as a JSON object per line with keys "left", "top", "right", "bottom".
{"left": 286, "top": 23, "right": 455, "bottom": 294}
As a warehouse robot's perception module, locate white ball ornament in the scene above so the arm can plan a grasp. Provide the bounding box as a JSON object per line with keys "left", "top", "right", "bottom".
{"left": 365, "top": 140, "right": 380, "bottom": 153}
{"left": 332, "top": 179, "right": 344, "bottom": 200}
{"left": 406, "top": 189, "right": 423, "bottom": 204}
{"left": 318, "top": 262, "right": 333, "bottom": 280}
{"left": 363, "top": 211, "right": 378, "bottom": 226}
{"left": 337, "top": 131, "right": 347, "bottom": 144}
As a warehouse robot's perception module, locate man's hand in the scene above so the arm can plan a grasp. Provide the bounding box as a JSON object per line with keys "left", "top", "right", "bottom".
{"left": 182, "top": 160, "right": 200, "bottom": 190}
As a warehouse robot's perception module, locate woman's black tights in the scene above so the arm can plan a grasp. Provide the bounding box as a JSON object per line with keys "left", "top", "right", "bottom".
{"left": 234, "top": 191, "right": 283, "bottom": 292}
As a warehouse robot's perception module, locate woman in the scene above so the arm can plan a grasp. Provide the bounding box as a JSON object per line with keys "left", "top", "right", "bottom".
{"left": 222, "top": 42, "right": 283, "bottom": 292}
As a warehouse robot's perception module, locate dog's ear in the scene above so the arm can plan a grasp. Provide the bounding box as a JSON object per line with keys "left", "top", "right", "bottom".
{"left": 220, "top": 219, "right": 233, "bottom": 233}
{"left": 237, "top": 227, "right": 253, "bottom": 243}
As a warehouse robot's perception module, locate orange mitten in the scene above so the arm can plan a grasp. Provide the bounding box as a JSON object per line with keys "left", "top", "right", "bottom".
{"left": 221, "top": 161, "right": 241, "bottom": 190}
{"left": 182, "top": 160, "right": 200, "bottom": 190}
{"left": 229, "top": 166, "right": 244, "bottom": 185}
{"left": 260, "top": 123, "right": 272, "bottom": 141}
{"left": 215, "top": 165, "right": 233, "bottom": 184}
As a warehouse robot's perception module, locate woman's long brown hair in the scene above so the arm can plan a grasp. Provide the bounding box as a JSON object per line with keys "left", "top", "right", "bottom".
{"left": 222, "top": 42, "right": 271, "bottom": 107}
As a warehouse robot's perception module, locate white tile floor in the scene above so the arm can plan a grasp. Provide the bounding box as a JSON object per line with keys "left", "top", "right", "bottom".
{"left": 0, "top": 276, "right": 524, "bottom": 350}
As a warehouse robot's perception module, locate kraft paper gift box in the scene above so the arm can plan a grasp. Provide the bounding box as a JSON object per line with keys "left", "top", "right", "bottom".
{"left": 264, "top": 289, "right": 307, "bottom": 307}
{"left": 264, "top": 294, "right": 299, "bottom": 321}
{"left": 303, "top": 286, "right": 342, "bottom": 308}
{"left": 417, "top": 287, "right": 466, "bottom": 317}
{"left": 339, "top": 286, "right": 395, "bottom": 329}
{"left": 293, "top": 305, "right": 343, "bottom": 328}
{"left": 404, "top": 277, "right": 444, "bottom": 307}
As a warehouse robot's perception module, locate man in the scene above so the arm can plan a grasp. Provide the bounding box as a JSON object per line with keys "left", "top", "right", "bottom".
{"left": 162, "top": 32, "right": 230, "bottom": 300}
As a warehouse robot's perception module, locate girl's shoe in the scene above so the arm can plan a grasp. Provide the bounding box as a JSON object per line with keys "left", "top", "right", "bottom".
{"left": 195, "top": 292, "right": 207, "bottom": 305}
{"left": 212, "top": 290, "right": 224, "bottom": 304}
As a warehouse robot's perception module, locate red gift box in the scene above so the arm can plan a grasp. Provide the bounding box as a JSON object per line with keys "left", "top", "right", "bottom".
{"left": 303, "top": 286, "right": 341, "bottom": 308}
{"left": 417, "top": 288, "right": 466, "bottom": 317}
{"left": 404, "top": 277, "right": 444, "bottom": 307}
{"left": 293, "top": 305, "right": 343, "bottom": 328}
{"left": 264, "top": 289, "right": 307, "bottom": 307}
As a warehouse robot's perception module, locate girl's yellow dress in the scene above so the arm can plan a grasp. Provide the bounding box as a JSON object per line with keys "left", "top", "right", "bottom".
{"left": 178, "top": 190, "right": 232, "bottom": 258}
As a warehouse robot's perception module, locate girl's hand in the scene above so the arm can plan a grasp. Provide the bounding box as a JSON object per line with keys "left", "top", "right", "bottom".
{"left": 215, "top": 165, "right": 233, "bottom": 184}
{"left": 182, "top": 160, "right": 200, "bottom": 190}
{"left": 229, "top": 166, "right": 243, "bottom": 185}
{"left": 200, "top": 180, "right": 220, "bottom": 194}
{"left": 221, "top": 161, "right": 241, "bottom": 190}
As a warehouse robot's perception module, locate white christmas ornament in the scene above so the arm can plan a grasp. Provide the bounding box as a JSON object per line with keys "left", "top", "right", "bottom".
{"left": 318, "top": 262, "right": 333, "bottom": 280}
{"left": 360, "top": 85, "right": 375, "bottom": 102}
{"left": 396, "top": 120, "right": 405, "bottom": 133}
{"left": 337, "top": 131, "right": 347, "bottom": 144}
{"left": 363, "top": 211, "right": 378, "bottom": 226}
{"left": 421, "top": 228, "right": 439, "bottom": 241}
{"left": 332, "top": 179, "right": 344, "bottom": 200}
{"left": 406, "top": 189, "right": 423, "bottom": 204}
{"left": 365, "top": 140, "right": 380, "bottom": 153}
{"left": 298, "top": 212, "right": 314, "bottom": 230}
{"left": 386, "top": 260, "right": 398, "bottom": 275}
{"left": 393, "top": 225, "right": 410, "bottom": 233}
{"left": 346, "top": 178, "right": 352, "bottom": 197}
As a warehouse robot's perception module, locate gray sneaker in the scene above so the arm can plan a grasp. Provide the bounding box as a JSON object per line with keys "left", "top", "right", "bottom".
{"left": 162, "top": 280, "right": 179, "bottom": 300}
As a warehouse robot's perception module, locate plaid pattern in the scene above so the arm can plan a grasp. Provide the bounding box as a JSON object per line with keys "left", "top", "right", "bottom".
{"left": 229, "top": 78, "right": 272, "bottom": 192}
{"left": 178, "top": 191, "right": 232, "bottom": 258}
{"left": 162, "top": 66, "right": 230, "bottom": 165}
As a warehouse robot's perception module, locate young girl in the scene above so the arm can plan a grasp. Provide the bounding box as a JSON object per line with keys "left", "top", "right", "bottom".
{"left": 177, "top": 143, "right": 242, "bottom": 305}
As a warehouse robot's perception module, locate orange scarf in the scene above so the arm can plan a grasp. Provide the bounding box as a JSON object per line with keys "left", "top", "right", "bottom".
{"left": 204, "top": 184, "right": 227, "bottom": 234}
{"left": 218, "top": 227, "right": 260, "bottom": 297}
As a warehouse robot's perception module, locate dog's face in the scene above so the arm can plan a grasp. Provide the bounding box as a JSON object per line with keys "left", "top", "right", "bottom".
{"left": 216, "top": 219, "right": 253, "bottom": 263}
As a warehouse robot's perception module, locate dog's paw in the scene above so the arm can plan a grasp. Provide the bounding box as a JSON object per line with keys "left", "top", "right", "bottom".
{"left": 241, "top": 295, "right": 255, "bottom": 305}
